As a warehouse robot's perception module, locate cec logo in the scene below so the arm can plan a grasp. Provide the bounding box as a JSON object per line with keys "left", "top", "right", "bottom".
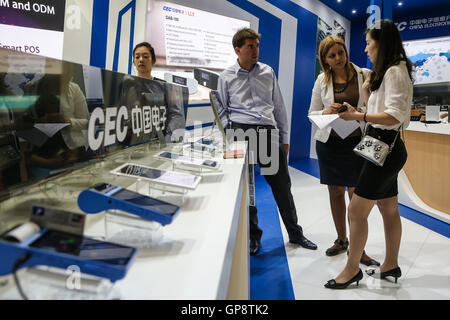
{"left": 88, "top": 106, "right": 167, "bottom": 151}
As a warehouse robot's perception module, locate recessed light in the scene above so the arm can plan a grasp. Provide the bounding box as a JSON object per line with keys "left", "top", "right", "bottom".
{"left": 398, "top": 2, "right": 403, "bottom": 6}
{"left": 352, "top": 9, "right": 357, "bottom": 14}
{"left": 337, "top": 0, "right": 342, "bottom": 3}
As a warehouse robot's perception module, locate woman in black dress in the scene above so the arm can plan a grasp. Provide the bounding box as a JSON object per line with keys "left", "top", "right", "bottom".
{"left": 325, "top": 20, "right": 413, "bottom": 289}
{"left": 309, "top": 35, "right": 379, "bottom": 266}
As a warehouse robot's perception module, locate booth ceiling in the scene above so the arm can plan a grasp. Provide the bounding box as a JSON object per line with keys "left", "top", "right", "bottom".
{"left": 319, "top": 0, "right": 450, "bottom": 20}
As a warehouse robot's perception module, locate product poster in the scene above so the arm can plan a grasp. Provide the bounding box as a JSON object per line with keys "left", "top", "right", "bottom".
{"left": 333, "top": 20, "right": 346, "bottom": 41}
{"left": 315, "top": 18, "right": 333, "bottom": 80}
{"left": 0, "top": 0, "right": 66, "bottom": 59}
{"left": 147, "top": 0, "right": 250, "bottom": 70}
{"left": 314, "top": 17, "right": 348, "bottom": 80}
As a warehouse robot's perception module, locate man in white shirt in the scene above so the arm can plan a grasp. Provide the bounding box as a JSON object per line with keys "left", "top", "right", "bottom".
{"left": 217, "top": 28, "right": 317, "bottom": 255}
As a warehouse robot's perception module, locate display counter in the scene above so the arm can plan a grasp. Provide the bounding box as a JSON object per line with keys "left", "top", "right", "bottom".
{"left": 400, "top": 121, "right": 450, "bottom": 219}
{"left": 0, "top": 141, "right": 249, "bottom": 299}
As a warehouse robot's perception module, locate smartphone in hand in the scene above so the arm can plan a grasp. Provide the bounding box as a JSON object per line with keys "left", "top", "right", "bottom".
{"left": 337, "top": 104, "right": 347, "bottom": 113}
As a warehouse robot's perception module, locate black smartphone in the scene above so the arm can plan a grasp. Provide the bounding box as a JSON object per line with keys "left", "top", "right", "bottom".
{"left": 30, "top": 229, "right": 136, "bottom": 266}
{"left": 337, "top": 105, "right": 347, "bottom": 113}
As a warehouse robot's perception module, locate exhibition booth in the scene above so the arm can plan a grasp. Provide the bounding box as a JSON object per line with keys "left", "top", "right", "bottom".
{"left": 0, "top": 0, "right": 448, "bottom": 300}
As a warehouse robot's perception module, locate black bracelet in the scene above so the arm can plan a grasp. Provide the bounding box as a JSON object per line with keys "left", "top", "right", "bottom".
{"left": 363, "top": 112, "right": 367, "bottom": 122}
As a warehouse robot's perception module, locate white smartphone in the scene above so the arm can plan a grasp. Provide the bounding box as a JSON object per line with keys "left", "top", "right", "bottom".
{"left": 184, "top": 143, "right": 217, "bottom": 154}
{"left": 154, "top": 151, "right": 221, "bottom": 170}
{"left": 110, "top": 163, "right": 201, "bottom": 190}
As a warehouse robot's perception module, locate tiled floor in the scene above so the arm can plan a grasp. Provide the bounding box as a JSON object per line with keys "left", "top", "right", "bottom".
{"left": 281, "top": 167, "right": 450, "bottom": 300}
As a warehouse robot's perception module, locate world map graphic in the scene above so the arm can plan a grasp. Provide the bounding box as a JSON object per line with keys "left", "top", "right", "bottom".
{"left": 404, "top": 37, "right": 450, "bottom": 85}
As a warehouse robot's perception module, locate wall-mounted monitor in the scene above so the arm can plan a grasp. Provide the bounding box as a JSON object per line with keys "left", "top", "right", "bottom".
{"left": 403, "top": 35, "right": 450, "bottom": 86}
{"left": 0, "top": 0, "right": 66, "bottom": 60}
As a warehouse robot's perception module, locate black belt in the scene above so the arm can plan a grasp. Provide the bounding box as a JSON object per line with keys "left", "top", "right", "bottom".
{"left": 229, "top": 122, "right": 275, "bottom": 132}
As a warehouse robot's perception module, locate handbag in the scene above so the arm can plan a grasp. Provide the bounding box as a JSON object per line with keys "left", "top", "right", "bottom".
{"left": 353, "top": 124, "right": 401, "bottom": 167}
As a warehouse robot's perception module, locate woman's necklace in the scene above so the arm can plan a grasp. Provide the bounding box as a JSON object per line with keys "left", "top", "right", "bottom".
{"left": 333, "top": 72, "right": 349, "bottom": 94}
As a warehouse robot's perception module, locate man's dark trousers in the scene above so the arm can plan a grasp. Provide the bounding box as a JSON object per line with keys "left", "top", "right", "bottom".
{"left": 229, "top": 123, "right": 304, "bottom": 243}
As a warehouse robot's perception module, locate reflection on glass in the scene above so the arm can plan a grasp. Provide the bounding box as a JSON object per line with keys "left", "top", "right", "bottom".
{"left": 0, "top": 48, "right": 188, "bottom": 198}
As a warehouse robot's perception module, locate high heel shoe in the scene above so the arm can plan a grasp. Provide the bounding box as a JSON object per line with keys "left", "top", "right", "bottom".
{"left": 347, "top": 250, "right": 381, "bottom": 267}
{"left": 366, "top": 267, "right": 402, "bottom": 283}
{"left": 326, "top": 239, "right": 349, "bottom": 256}
{"left": 324, "top": 269, "right": 363, "bottom": 289}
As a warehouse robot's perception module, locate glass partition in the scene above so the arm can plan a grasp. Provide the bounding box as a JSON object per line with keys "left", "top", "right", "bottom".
{"left": 0, "top": 48, "right": 188, "bottom": 199}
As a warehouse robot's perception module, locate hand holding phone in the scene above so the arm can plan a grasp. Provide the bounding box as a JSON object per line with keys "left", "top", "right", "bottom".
{"left": 337, "top": 104, "right": 347, "bottom": 113}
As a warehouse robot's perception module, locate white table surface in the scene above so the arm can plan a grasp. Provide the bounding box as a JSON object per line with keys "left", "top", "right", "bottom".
{"left": 0, "top": 141, "right": 249, "bottom": 300}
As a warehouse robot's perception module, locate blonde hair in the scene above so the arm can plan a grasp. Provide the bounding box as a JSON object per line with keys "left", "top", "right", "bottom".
{"left": 318, "top": 35, "right": 353, "bottom": 84}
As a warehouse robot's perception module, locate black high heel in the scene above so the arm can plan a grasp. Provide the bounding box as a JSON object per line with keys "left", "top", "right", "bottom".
{"left": 326, "top": 239, "right": 349, "bottom": 256}
{"left": 366, "top": 267, "right": 402, "bottom": 283}
{"left": 324, "top": 269, "right": 363, "bottom": 289}
{"left": 347, "top": 250, "right": 381, "bottom": 267}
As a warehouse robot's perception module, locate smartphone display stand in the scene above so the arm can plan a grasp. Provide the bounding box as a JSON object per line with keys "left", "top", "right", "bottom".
{"left": 131, "top": 174, "right": 189, "bottom": 205}
{"left": 170, "top": 160, "right": 217, "bottom": 175}
{"left": 1, "top": 265, "right": 120, "bottom": 300}
{"left": 103, "top": 179, "right": 185, "bottom": 248}
{"left": 104, "top": 209, "right": 164, "bottom": 249}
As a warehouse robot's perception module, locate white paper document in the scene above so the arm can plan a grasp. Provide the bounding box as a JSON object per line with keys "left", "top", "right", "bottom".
{"left": 308, "top": 114, "right": 360, "bottom": 139}
{"left": 34, "top": 123, "right": 70, "bottom": 137}
{"left": 308, "top": 114, "right": 339, "bottom": 130}
{"left": 329, "top": 118, "right": 360, "bottom": 139}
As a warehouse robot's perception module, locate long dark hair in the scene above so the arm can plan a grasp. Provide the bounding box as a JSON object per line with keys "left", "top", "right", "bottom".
{"left": 366, "top": 19, "right": 413, "bottom": 91}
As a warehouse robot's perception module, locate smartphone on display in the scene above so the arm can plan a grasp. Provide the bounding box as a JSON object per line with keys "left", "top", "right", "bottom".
{"left": 154, "top": 151, "right": 221, "bottom": 170}
{"left": 0, "top": 228, "right": 137, "bottom": 282}
{"left": 186, "top": 143, "right": 216, "bottom": 154}
{"left": 30, "top": 229, "right": 136, "bottom": 266}
{"left": 78, "top": 183, "right": 181, "bottom": 225}
{"left": 110, "top": 163, "right": 201, "bottom": 190}
{"left": 195, "top": 137, "right": 214, "bottom": 145}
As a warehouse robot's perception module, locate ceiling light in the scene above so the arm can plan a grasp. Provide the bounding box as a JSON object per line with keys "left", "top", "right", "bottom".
{"left": 337, "top": 0, "right": 342, "bottom": 3}
{"left": 352, "top": 9, "right": 357, "bottom": 14}
{"left": 398, "top": 2, "right": 403, "bottom": 6}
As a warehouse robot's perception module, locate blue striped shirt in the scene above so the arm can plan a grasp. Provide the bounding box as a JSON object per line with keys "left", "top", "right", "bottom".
{"left": 217, "top": 61, "right": 289, "bottom": 144}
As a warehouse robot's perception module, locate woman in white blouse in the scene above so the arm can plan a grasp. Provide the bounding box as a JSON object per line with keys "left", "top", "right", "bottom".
{"left": 325, "top": 19, "right": 413, "bottom": 289}
{"left": 309, "top": 36, "right": 379, "bottom": 266}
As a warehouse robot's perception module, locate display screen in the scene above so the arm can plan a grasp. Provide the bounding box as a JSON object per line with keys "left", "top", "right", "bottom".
{"left": 147, "top": 1, "right": 250, "bottom": 69}
{"left": 30, "top": 230, "right": 136, "bottom": 266}
{"left": 115, "top": 163, "right": 197, "bottom": 189}
{"left": 158, "top": 152, "right": 218, "bottom": 168}
{"left": 172, "top": 75, "right": 187, "bottom": 86}
{"left": 201, "top": 72, "right": 210, "bottom": 80}
{"left": 403, "top": 36, "right": 450, "bottom": 85}
{"left": 0, "top": 0, "right": 66, "bottom": 60}
{"left": 111, "top": 187, "right": 179, "bottom": 216}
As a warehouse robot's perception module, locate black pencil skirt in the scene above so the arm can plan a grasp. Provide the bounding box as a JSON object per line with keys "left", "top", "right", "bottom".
{"left": 316, "top": 135, "right": 364, "bottom": 187}
{"left": 354, "top": 126, "right": 408, "bottom": 200}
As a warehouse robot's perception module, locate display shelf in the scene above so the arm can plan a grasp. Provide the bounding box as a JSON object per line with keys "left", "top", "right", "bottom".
{"left": 406, "top": 121, "right": 450, "bottom": 135}
{"left": 0, "top": 141, "right": 249, "bottom": 299}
